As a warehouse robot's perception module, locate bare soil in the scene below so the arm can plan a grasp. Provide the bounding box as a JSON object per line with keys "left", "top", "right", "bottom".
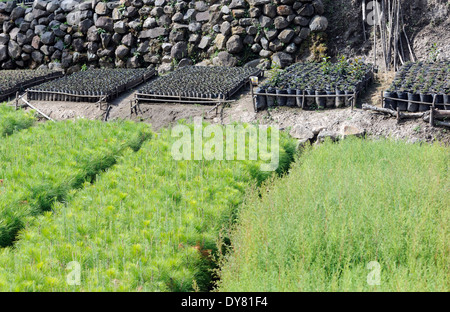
{"left": 18, "top": 71, "right": 450, "bottom": 145}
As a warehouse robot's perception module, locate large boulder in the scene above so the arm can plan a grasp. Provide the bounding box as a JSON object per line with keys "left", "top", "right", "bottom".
{"left": 309, "top": 15, "right": 328, "bottom": 32}
{"left": 271, "top": 52, "right": 293, "bottom": 68}
{"left": 226, "top": 35, "right": 243, "bottom": 54}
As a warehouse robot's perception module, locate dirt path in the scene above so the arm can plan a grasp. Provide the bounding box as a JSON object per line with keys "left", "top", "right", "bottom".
{"left": 18, "top": 71, "right": 450, "bottom": 145}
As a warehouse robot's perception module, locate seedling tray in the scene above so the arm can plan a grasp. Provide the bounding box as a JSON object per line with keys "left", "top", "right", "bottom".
{"left": 27, "top": 68, "right": 156, "bottom": 103}
{"left": 0, "top": 70, "right": 63, "bottom": 102}
{"left": 255, "top": 60, "right": 373, "bottom": 110}
{"left": 383, "top": 61, "right": 450, "bottom": 111}
{"left": 136, "top": 66, "right": 262, "bottom": 105}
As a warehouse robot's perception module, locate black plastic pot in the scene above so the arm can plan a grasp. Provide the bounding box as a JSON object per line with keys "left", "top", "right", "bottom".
{"left": 396, "top": 91, "right": 408, "bottom": 111}
{"left": 306, "top": 89, "right": 315, "bottom": 108}
{"left": 419, "top": 92, "right": 432, "bottom": 111}
{"left": 326, "top": 90, "right": 335, "bottom": 108}
{"left": 276, "top": 88, "right": 287, "bottom": 106}
{"left": 286, "top": 88, "right": 296, "bottom": 107}
{"left": 295, "top": 89, "right": 303, "bottom": 108}
{"left": 435, "top": 94, "right": 444, "bottom": 110}
{"left": 266, "top": 87, "right": 276, "bottom": 107}
{"left": 407, "top": 92, "right": 419, "bottom": 112}
{"left": 444, "top": 94, "right": 450, "bottom": 110}
{"left": 384, "top": 91, "right": 397, "bottom": 110}
{"left": 255, "top": 87, "right": 267, "bottom": 111}
{"left": 315, "top": 90, "right": 327, "bottom": 109}
{"left": 335, "top": 89, "right": 345, "bottom": 108}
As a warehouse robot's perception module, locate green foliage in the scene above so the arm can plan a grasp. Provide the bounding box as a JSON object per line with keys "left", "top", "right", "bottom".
{"left": 217, "top": 138, "right": 449, "bottom": 291}
{"left": 0, "top": 104, "right": 35, "bottom": 137}
{"left": 0, "top": 120, "right": 152, "bottom": 247}
{"left": 0, "top": 121, "right": 296, "bottom": 291}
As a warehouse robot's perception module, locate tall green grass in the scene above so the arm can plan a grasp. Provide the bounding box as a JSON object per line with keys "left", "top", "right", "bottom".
{"left": 0, "top": 104, "right": 35, "bottom": 137}
{"left": 0, "top": 119, "right": 152, "bottom": 247}
{"left": 216, "top": 138, "right": 449, "bottom": 292}
{"left": 0, "top": 122, "right": 296, "bottom": 291}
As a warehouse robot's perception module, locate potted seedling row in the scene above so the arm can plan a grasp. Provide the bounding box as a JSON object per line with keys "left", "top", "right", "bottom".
{"left": 384, "top": 61, "right": 450, "bottom": 111}
{"left": 27, "top": 68, "right": 155, "bottom": 102}
{"left": 0, "top": 69, "right": 63, "bottom": 102}
{"left": 138, "top": 66, "right": 262, "bottom": 103}
{"left": 256, "top": 57, "right": 373, "bottom": 111}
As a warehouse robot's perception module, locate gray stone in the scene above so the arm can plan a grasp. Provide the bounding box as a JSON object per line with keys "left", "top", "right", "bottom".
{"left": 96, "top": 17, "right": 114, "bottom": 32}
{"left": 121, "top": 33, "right": 135, "bottom": 46}
{"left": 216, "top": 51, "right": 237, "bottom": 67}
{"left": 11, "top": 7, "right": 26, "bottom": 21}
{"left": 0, "top": 45, "right": 7, "bottom": 62}
{"left": 313, "top": 0, "right": 325, "bottom": 15}
{"left": 309, "top": 15, "right": 328, "bottom": 32}
{"left": 0, "top": 34, "right": 9, "bottom": 45}
{"left": 289, "top": 125, "right": 314, "bottom": 141}
{"left": 251, "top": 43, "right": 262, "bottom": 53}
{"left": 95, "top": 2, "right": 108, "bottom": 15}
{"left": 259, "top": 49, "right": 272, "bottom": 58}
{"left": 170, "top": 41, "right": 188, "bottom": 59}
{"left": 299, "top": 27, "right": 311, "bottom": 39}
{"left": 298, "top": 3, "right": 314, "bottom": 17}
{"left": 172, "top": 12, "right": 183, "bottom": 23}
{"left": 46, "top": 1, "right": 60, "bottom": 13}
{"left": 269, "top": 39, "right": 283, "bottom": 52}
{"left": 143, "top": 17, "right": 157, "bottom": 28}
{"left": 87, "top": 26, "right": 100, "bottom": 42}
{"left": 178, "top": 58, "right": 193, "bottom": 67}
{"left": 278, "top": 29, "right": 294, "bottom": 43}
{"left": 198, "top": 36, "right": 211, "bottom": 49}
{"left": 264, "top": 28, "right": 278, "bottom": 41}
{"left": 285, "top": 42, "right": 296, "bottom": 53}
{"left": 259, "top": 15, "right": 273, "bottom": 28}
{"left": 263, "top": 4, "right": 277, "bottom": 18}
{"left": 220, "top": 21, "right": 231, "bottom": 36}
{"left": 115, "top": 45, "right": 129, "bottom": 59}
{"left": 317, "top": 130, "right": 339, "bottom": 143}
{"left": 196, "top": 11, "right": 210, "bottom": 22}
{"left": 40, "top": 31, "right": 55, "bottom": 45}
{"left": 79, "top": 19, "right": 94, "bottom": 34}
{"left": 229, "top": 0, "right": 246, "bottom": 9}
{"left": 226, "top": 35, "right": 243, "bottom": 54}
{"left": 277, "top": 5, "right": 293, "bottom": 16}
{"left": 61, "top": 0, "right": 79, "bottom": 12}
{"left": 271, "top": 51, "right": 293, "bottom": 68}
{"left": 8, "top": 40, "right": 21, "bottom": 59}
{"left": 114, "top": 21, "right": 128, "bottom": 34}
{"left": 341, "top": 125, "right": 365, "bottom": 139}
{"left": 31, "top": 50, "right": 44, "bottom": 63}
{"left": 32, "top": 9, "right": 48, "bottom": 19}
{"left": 188, "top": 22, "right": 202, "bottom": 33}
{"left": 33, "top": 0, "right": 49, "bottom": 10}
{"left": 195, "top": 1, "right": 208, "bottom": 12}
{"left": 294, "top": 16, "right": 310, "bottom": 26}
{"left": 274, "top": 16, "right": 289, "bottom": 29}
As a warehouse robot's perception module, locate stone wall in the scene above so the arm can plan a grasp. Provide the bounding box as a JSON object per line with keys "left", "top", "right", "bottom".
{"left": 0, "top": 0, "right": 328, "bottom": 73}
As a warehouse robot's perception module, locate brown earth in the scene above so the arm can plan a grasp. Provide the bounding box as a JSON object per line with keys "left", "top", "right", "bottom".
{"left": 18, "top": 70, "right": 449, "bottom": 145}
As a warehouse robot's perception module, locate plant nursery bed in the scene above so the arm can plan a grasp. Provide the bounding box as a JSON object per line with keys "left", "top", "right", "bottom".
{"left": 254, "top": 58, "right": 373, "bottom": 111}
{"left": 135, "top": 66, "right": 262, "bottom": 105}
{"left": 26, "top": 68, "right": 155, "bottom": 103}
{"left": 0, "top": 69, "right": 63, "bottom": 102}
{"left": 383, "top": 61, "right": 450, "bottom": 112}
